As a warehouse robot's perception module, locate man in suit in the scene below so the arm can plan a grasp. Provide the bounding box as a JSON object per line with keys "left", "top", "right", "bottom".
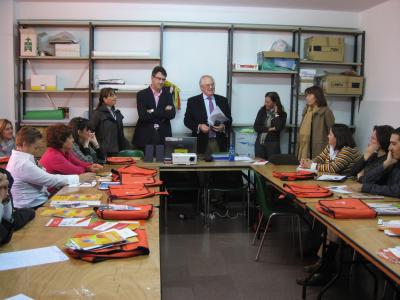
{"left": 133, "top": 66, "right": 176, "bottom": 150}
{"left": 184, "top": 75, "right": 232, "bottom": 155}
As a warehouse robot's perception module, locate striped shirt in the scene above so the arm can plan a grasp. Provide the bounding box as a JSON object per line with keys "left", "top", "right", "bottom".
{"left": 314, "top": 145, "right": 361, "bottom": 176}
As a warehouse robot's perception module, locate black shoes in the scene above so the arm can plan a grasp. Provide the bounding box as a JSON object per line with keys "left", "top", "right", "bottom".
{"left": 303, "top": 259, "right": 322, "bottom": 273}
{"left": 296, "top": 272, "right": 335, "bottom": 286}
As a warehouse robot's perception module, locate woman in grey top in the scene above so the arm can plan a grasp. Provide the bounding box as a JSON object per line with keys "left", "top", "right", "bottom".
{"left": 69, "top": 117, "right": 105, "bottom": 164}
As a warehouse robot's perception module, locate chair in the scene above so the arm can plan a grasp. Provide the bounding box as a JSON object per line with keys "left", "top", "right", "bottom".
{"left": 268, "top": 154, "right": 299, "bottom": 165}
{"left": 252, "top": 172, "right": 303, "bottom": 261}
{"left": 116, "top": 149, "right": 144, "bottom": 158}
{"left": 162, "top": 172, "right": 203, "bottom": 227}
{"left": 205, "top": 171, "right": 250, "bottom": 227}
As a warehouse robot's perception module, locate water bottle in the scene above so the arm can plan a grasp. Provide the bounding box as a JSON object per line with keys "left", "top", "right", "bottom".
{"left": 229, "top": 144, "right": 235, "bottom": 161}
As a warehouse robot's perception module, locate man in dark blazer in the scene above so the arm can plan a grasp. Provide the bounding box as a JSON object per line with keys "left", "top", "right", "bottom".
{"left": 133, "top": 66, "right": 176, "bottom": 150}
{"left": 184, "top": 75, "right": 232, "bottom": 154}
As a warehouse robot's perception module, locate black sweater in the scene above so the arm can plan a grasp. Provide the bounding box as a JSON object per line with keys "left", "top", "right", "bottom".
{"left": 253, "top": 107, "right": 287, "bottom": 143}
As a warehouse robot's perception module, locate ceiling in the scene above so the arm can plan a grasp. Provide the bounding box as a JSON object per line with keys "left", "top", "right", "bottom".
{"left": 37, "top": 0, "right": 389, "bottom": 12}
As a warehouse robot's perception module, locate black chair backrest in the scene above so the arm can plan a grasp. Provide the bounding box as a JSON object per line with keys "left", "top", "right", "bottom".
{"left": 269, "top": 154, "right": 299, "bottom": 165}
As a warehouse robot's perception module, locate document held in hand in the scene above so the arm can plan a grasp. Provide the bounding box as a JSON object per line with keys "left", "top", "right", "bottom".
{"left": 208, "top": 105, "right": 229, "bottom": 126}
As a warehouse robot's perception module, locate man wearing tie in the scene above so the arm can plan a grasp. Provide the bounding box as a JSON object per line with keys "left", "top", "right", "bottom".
{"left": 133, "top": 66, "right": 176, "bottom": 150}
{"left": 184, "top": 75, "right": 232, "bottom": 155}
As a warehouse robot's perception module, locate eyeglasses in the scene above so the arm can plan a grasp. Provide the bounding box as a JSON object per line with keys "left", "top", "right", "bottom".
{"left": 153, "top": 76, "right": 166, "bottom": 82}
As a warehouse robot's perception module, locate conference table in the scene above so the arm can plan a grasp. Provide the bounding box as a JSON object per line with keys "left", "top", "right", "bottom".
{"left": 252, "top": 163, "right": 400, "bottom": 296}
{"left": 0, "top": 164, "right": 161, "bottom": 300}
{"left": 0, "top": 160, "right": 255, "bottom": 300}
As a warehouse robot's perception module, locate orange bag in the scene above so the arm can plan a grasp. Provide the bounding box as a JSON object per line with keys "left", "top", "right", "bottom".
{"left": 109, "top": 184, "right": 168, "bottom": 200}
{"left": 94, "top": 204, "right": 153, "bottom": 220}
{"left": 272, "top": 170, "right": 316, "bottom": 181}
{"left": 317, "top": 198, "right": 377, "bottom": 219}
{"left": 283, "top": 183, "right": 333, "bottom": 198}
{"left": 107, "top": 157, "right": 136, "bottom": 164}
{"left": 121, "top": 173, "right": 162, "bottom": 186}
{"left": 0, "top": 157, "right": 10, "bottom": 164}
{"left": 117, "top": 165, "right": 157, "bottom": 176}
{"left": 64, "top": 229, "right": 149, "bottom": 263}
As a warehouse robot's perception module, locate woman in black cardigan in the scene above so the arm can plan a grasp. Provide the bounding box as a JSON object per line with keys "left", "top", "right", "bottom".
{"left": 253, "top": 92, "right": 287, "bottom": 159}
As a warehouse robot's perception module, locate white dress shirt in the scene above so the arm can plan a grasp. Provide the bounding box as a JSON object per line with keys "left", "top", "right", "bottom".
{"left": 6, "top": 150, "right": 79, "bottom": 208}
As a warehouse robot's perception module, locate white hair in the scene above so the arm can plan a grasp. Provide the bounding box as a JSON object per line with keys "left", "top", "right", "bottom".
{"left": 199, "top": 75, "right": 215, "bottom": 86}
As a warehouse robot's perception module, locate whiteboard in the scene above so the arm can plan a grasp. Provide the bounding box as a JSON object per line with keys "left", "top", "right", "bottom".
{"left": 162, "top": 28, "right": 228, "bottom": 135}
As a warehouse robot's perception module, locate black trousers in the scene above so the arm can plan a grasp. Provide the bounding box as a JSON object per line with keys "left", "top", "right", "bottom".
{"left": 254, "top": 141, "right": 281, "bottom": 160}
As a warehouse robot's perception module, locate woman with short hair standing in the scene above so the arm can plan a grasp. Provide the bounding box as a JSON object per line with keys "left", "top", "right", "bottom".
{"left": 89, "top": 88, "right": 130, "bottom": 156}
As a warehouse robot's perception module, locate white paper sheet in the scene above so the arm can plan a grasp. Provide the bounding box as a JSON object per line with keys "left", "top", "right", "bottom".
{"left": 208, "top": 105, "right": 229, "bottom": 126}
{"left": 5, "top": 294, "right": 34, "bottom": 300}
{"left": 0, "top": 246, "right": 69, "bottom": 271}
{"left": 68, "top": 180, "right": 97, "bottom": 188}
{"left": 253, "top": 160, "right": 268, "bottom": 165}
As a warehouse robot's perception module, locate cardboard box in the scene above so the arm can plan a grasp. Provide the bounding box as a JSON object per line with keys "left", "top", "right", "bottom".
{"left": 304, "top": 36, "right": 344, "bottom": 62}
{"left": 30, "top": 75, "right": 57, "bottom": 91}
{"left": 257, "top": 51, "right": 299, "bottom": 71}
{"left": 55, "top": 44, "right": 80, "bottom": 57}
{"left": 20, "top": 28, "right": 37, "bottom": 57}
{"left": 316, "top": 74, "right": 364, "bottom": 95}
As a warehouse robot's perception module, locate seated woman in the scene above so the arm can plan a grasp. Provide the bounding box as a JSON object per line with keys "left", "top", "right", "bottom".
{"left": 69, "top": 117, "right": 105, "bottom": 164}
{"left": 40, "top": 124, "right": 103, "bottom": 175}
{"left": 7, "top": 127, "right": 96, "bottom": 209}
{"left": 0, "top": 119, "right": 15, "bottom": 157}
{"left": 351, "top": 125, "right": 393, "bottom": 181}
{"left": 0, "top": 168, "right": 35, "bottom": 245}
{"left": 253, "top": 92, "right": 287, "bottom": 160}
{"left": 300, "top": 123, "right": 361, "bottom": 176}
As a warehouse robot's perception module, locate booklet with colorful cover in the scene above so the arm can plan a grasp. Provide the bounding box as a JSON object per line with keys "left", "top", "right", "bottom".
{"left": 41, "top": 208, "right": 94, "bottom": 218}
{"left": 51, "top": 194, "right": 102, "bottom": 201}
{"left": 45, "top": 217, "right": 92, "bottom": 227}
{"left": 67, "top": 229, "right": 137, "bottom": 250}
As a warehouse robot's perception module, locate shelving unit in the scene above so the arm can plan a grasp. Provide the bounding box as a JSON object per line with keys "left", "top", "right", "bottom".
{"left": 16, "top": 20, "right": 365, "bottom": 154}
{"left": 291, "top": 27, "right": 365, "bottom": 153}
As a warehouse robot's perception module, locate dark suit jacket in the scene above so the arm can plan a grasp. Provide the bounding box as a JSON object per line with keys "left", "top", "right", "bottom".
{"left": 184, "top": 94, "right": 232, "bottom": 154}
{"left": 133, "top": 86, "right": 176, "bottom": 148}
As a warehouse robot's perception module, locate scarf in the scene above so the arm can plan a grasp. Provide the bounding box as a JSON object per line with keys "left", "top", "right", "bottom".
{"left": 297, "top": 106, "right": 316, "bottom": 160}
{"left": 260, "top": 109, "right": 275, "bottom": 144}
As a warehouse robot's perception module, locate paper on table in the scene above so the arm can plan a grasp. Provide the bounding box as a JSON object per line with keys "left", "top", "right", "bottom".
{"left": 234, "top": 156, "right": 254, "bottom": 162}
{"left": 68, "top": 180, "right": 97, "bottom": 188}
{"left": 253, "top": 160, "right": 268, "bottom": 165}
{"left": 327, "top": 185, "right": 352, "bottom": 194}
{"left": 317, "top": 174, "right": 347, "bottom": 181}
{"left": 5, "top": 294, "right": 34, "bottom": 300}
{"left": 208, "top": 105, "right": 229, "bottom": 126}
{"left": 0, "top": 246, "right": 69, "bottom": 271}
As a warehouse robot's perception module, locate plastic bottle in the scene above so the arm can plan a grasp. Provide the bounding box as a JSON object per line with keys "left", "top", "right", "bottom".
{"left": 228, "top": 144, "right": 235, "bottom": 161}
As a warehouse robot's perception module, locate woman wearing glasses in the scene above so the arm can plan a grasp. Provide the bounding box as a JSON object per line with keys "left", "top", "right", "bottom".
{"left": 132, "top": 66, "right": 176, "bottom": 150}
{"left": 89, "top": 88, "right": 130, "bottom": 156}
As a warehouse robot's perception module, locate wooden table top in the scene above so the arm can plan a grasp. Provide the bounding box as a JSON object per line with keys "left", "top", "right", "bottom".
{"left": 0, "top": 166, "right": 161, "bottom": 300}
{"left": 252, "top": 163, "right": 400, "bottom": 205}
{"left": 306, "top": 202, "right": 400, "bottom": 285}
{"left": 252, "top": 162, "right": 400, "bottom": 283}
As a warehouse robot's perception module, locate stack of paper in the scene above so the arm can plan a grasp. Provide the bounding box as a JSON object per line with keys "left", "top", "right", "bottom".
{"left": 368, "top": 203, "right": 400, "bottom": 215}
{"left": 65, "top": 228, "right": 137, "bottom": 251}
